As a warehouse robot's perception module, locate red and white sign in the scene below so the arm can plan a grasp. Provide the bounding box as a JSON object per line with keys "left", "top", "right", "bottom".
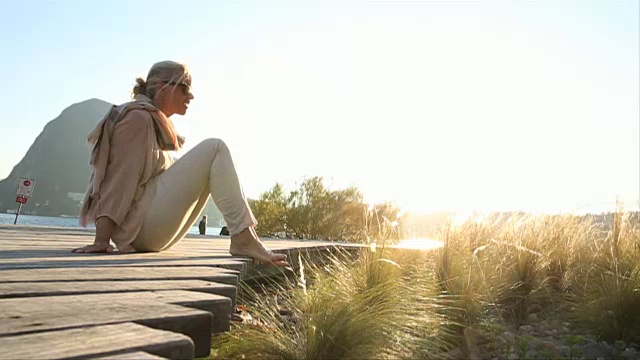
{"left": 16, "top": 196, "right": 28, "bottom": 204}
{"left": 16, "top": 177, "right": 36, "bottom": 197}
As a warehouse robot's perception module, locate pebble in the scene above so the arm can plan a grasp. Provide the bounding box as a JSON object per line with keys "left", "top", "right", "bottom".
{"left": 518, "top": 325, "right": 534, "bottom": 333}
{"left": 621, "top": 348, "right": 638, "bottom": 358}
{"left": 529, "top": 304, "right": 543, "bottom": 313}
{"left": 473, "top": 313, "right": 640, "bottom": 360}
{"left": 501, "top": 331, "right": 516, "bottom": 346}
{"left": 581, "top": 342, "right": 613, "bottom": 359}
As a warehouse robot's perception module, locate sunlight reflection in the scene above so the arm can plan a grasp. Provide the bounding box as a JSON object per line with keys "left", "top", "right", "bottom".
{"left": 394, "top": 238, "right": 444, "bottom": 251}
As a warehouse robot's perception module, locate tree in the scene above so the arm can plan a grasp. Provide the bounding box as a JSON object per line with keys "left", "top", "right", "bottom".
{"left": 250, "top": 176, "right": 403, "bottom": 243}
{"left": 248, "top": 183, "right": 289, "bottom": 237}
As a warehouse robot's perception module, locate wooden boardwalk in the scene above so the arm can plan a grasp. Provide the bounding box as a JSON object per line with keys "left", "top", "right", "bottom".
{"left": 0, "top": 225, "right": 358, "bottom": 359}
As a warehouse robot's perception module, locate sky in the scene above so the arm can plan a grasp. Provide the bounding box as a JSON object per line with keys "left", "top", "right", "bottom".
{"left": 0, "top": 0, "right": 638, "bottom": 215}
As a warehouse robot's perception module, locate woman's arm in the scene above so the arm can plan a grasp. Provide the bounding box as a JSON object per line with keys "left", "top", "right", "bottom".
{"left": 73, "top": 110, "right": 153, "bottom": 254}
{"left": 94, "top": 216, "right": 115, "bottom": 245}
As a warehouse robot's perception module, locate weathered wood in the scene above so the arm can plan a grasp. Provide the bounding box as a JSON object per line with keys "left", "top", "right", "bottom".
{"left": 0, "top": 266, "right": 239, "bottom": 286}
{"left": 0, "top": 279, "right": 237, "bottom": 309}
{"left": 90, "top": 351, "right": 167, "bottom": 359}
{"left": 0, "top": 250, "right": 249, "bottom": 261}
{"left": 90, "top": 351, "right": 167, "bottom": 360}
{"left": 0, "top": 302, "right": 210, "bottom": 356}
{"left": 0, "top": 226, "right": 363, "bottom": 359}
{"left": 0, "top": 322, "right": 193, "bottom": 360}
{"left": 0, "top": 253, "right": 249, "bottom": 262}
{"left": 0, "top": 289, "right": 232, "bottom": 335}
{"left": 0, "top": 290, "right": 232, "bottom": 357}
{"left": 0, "top": 258, "right": 248, "bottom": 275}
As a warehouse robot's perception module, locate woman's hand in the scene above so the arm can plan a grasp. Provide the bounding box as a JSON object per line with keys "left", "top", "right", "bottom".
{"left": 72, "top": 216, "right": 116, "bottom": 253}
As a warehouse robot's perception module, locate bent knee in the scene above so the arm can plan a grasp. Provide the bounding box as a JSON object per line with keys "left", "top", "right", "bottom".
{"left": 200, "top": 138, "right": 228, "bottom": 153}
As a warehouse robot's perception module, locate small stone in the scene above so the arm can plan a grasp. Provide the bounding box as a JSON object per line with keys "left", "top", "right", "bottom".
{"left": 501, "top": 332, "right": 516, "bottom": 346}
{"left": 541, "top": 340, "right": 559, "bottom": 352}
{"left": 528, "top": 313, "right": 538, "bottom": 322}
{"left": 529, "top": 304, "right": 543, "bottom": 313}
{"left": 519, "top": 325, "right": 534, "bottom": 333}
{"left": 508, "top": 352, "right": 518, "bottom": 360}
{"left": 530, "top": 338, "right": 544, "bottom": 349}
{"left": 620, "top": 348, "right": 637, "bottom": 358}
{"left": 581, "top": 342, "right": 613, "bottom": 359}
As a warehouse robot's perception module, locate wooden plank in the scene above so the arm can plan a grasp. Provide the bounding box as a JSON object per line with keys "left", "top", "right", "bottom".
{"left": 0, "top": 266, "right": 239, "bottom": 286}
{"left": 0, "top": 290, "right": 226, "bottom": 357}
{"left": 0, "top": 251, "right": 248, "bottom": 261}
{"left": 90, "top": 351, "right": 167, "bottom": 360}
{"left": 0, "top": 290, "right": 232, "bottom": 335}
{"left": 0, "top": 253, "right": 248, "bottom": 262}
{"left": 0, "top": 279, "right": 237, "bottom": 309}
{"left": 0, "top": 301, "right": 211, "bottom": 357}
{"left": 0, "top": 258, "right": 248, "bottom": 274}
{"left": 90, "top": 351, "right": 167, "bottom": 359}
{"left": 0, "top": 322, "right": 192, "bottom": 360}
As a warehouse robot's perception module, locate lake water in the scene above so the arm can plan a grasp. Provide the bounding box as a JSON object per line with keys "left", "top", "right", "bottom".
{"left": 0, "top": 213, "right": 223, "bottom": 236}
{"left": 0, "top": 213, "right": 446, "bottom": 249}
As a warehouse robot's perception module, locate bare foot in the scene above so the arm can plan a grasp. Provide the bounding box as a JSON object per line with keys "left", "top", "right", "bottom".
{"left": 115, "top": 244, "right": 138, "bottom": 254}
{"left": 229, "top": 227, "right": 288, "bottom": 267}
{"left": 72, "top": 243, "right": 115, "bottom": 254}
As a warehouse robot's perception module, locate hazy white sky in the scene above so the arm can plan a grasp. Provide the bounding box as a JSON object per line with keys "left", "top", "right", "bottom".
{"left": 1, "top": 1, "right": 638, "bottom": 214}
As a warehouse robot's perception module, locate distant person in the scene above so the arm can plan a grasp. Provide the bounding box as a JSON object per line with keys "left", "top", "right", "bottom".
{"left": 219, "top": 226, "right": 229, "bottom": 236}
{"left": 72, "top": 61, "right": 287, "bottom": 267}
{"left": 198, "top": 215, "right": 207, "bottom": 235}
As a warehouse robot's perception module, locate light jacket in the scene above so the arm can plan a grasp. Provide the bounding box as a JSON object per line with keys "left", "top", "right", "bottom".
{"left": 79, "top": 95, "right": 183, "bottom": 249}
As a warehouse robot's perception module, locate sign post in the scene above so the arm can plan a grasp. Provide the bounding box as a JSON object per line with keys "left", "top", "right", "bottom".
{"left": 14, "top": 178, "right": 36, "bottom": 225}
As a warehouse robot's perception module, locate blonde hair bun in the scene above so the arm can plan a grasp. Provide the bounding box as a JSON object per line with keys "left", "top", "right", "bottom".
{"left": 132, "top": 77, "right": 147, "bottom": 96}
{"left": 131, "top": 61, "right": 191, "bottom": 99}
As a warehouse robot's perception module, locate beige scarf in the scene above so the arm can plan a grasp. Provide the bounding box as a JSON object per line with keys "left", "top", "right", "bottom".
{"left": 80, "top": 95, "right": 184, "bottom": 226}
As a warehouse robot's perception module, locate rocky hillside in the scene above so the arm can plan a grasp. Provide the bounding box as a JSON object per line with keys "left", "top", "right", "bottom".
{"left": 0, "top": 99, "right": 112, "bottom": 216}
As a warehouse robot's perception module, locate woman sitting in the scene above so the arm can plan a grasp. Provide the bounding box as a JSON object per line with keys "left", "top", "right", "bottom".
{"left": 73, "top": 60, "right": 288, "bottom": 267}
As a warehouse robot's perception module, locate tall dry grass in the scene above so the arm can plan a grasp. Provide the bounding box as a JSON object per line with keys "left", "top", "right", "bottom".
{"left": 211, "top": 206, "right": 451, "bottom": 359}
{"left": 431, "top": 209, "right": 640, "bottom": 343}
{"left": 211, "top": 248, "right": 450, "bottom": 359}
{"left": 210, "top": 209, "right": 640, "bottom": 359}
{"left": 565, "top": 210, "right": 640, "bottom": 341}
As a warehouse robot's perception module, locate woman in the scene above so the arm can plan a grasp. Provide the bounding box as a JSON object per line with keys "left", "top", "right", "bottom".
{"left": 72, "top": 60, "right": 288, "bottom": 267}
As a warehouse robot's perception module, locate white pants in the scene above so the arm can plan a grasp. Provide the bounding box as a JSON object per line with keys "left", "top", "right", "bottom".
{"left": 132, "top": 139, "right": 257, "bottom": 252}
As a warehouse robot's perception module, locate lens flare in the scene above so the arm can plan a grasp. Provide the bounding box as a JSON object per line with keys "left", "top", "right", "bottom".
{"left": 394, "top": 238, "right": 444, "bottom": 250}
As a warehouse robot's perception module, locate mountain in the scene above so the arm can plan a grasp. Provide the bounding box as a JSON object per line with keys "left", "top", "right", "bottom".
{"left": 0, "top": 99, "right": 112, "bottom": 216}
{"left": 0, "top": 98, "right": 224, "bottom": 224}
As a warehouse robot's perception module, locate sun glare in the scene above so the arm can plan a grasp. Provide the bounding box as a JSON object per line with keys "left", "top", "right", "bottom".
{"left": 394, "top": 238, "right": 444, "bottom": 251}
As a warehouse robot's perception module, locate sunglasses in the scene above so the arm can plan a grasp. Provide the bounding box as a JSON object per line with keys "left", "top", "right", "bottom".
{"left": 167, "top": 81, "right": 191, "bottom": 95}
